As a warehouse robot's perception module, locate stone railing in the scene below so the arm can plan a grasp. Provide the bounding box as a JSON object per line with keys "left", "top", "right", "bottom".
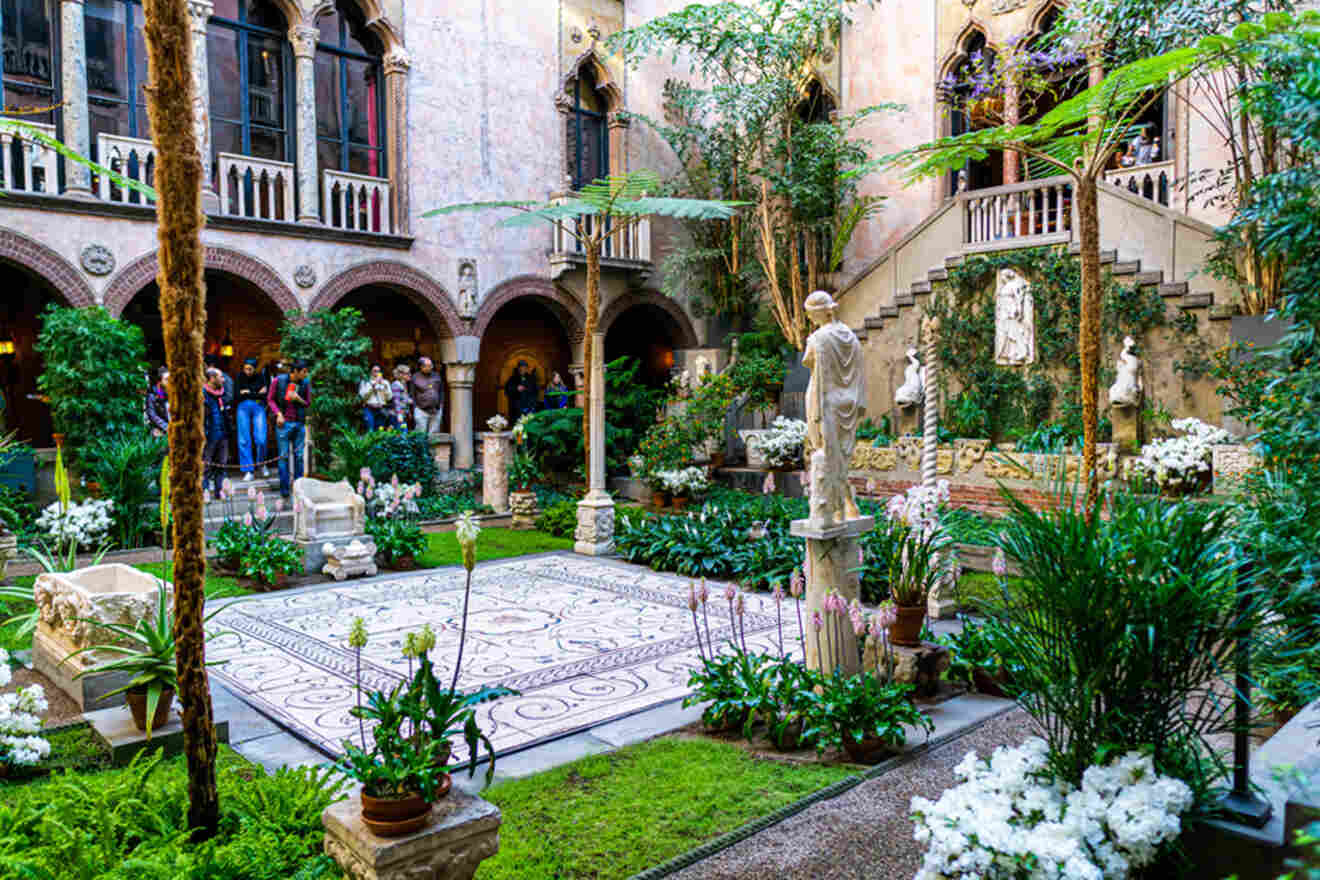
{"left": 96, "top": 132, "right": 156, "bottom": 204}
{"left": 1105, "top": 159, "right": 1174, "bottom": 207}
{"left": 549, "top": 194, "right": 652, "bottom": 263}
{"left": 0, "top": 118, "right": 56, "bottom": 194}
{"left": 217, "top": 152, "right": 296, "bottom": 222}
{"left": 322, "top": 168, "right": 393, "bottom": 234}
{"left": 960, "top": 176, "right": 1073, "bottom": 252}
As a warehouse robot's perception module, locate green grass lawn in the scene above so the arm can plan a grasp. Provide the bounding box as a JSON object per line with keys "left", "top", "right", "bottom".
{"left": 956, "top": 571, "right": 1027, "bottom": 613}
{"left": 418, "top": 527, "right": 573, "bottom": 569}
{"left": 476, "top": 737, "right": 855, "bottom": 880}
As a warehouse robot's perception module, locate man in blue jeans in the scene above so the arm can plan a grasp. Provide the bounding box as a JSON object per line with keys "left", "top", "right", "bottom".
{"left": 234, "top": 358, "right": 269, "bottom": 480}
{"left": 267, "top": 359, "right": 312, "bottom": 501}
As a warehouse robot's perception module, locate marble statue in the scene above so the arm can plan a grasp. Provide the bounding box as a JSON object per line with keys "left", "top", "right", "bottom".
{"left": 802, "top": 290, "right": 866, "bottom": 526}
{"left": 994, "top": 268, "right": 1035, "bottom": 366}
{"left": 1108, "top": 335, "right": 1143, "bottom": 408}
{"left": 457, "top": 262, "right": 478, "bottom": 320}
{"left": 894, "top": 347, "right": 924, "bottom": 408}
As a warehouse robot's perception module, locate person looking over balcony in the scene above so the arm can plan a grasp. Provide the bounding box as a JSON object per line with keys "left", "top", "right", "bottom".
{"left": 358, "top": 364, "right": 392, "bottom": 431}
{"left": 235, "top": 358, "right": 270, "bottom": 481}
{"left": 546, "top": 372, "right": 571, "bottom": 409}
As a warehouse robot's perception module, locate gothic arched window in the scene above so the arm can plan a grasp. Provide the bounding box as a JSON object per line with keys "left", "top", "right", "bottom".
{"left": 315, "top": 0, "right": 384, "bottom": 178}
{"left": 565, "top": 65, "right": 608, "bottom": 190}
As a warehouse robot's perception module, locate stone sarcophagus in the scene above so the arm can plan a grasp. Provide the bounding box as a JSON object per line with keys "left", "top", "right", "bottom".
{"left": 31, "top": 563, "right": 171, "bottom": 709}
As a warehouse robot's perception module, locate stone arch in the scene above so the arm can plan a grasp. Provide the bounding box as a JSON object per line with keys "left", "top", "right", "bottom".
{"left": 938, "top": 21, "right": 998, "bottom": 82}
{"left": 0, "top": 228, "right": 94, "bottom": 308}
{"left": 306, "top": 0, "right": 403, "bottom": 53}
{"left": 103, "top": 246, "right": 300, "bottom": 317}
{"left": 1025, "top": 0, "right": 1065, "bottom": 42}
{"left": 310, "top": 260, "right": 463, "bottom": 339}
{"left": 558, "top": 49, "right": 623, "bottom": 112}
{"left": 471, "top": 275, "right": 586, "bottom": 345}
{"left": 600, "top": 289, "right": 699, "bottom": 350}
{"left": 800, "top": 73, "right": 841, "bottom": 117}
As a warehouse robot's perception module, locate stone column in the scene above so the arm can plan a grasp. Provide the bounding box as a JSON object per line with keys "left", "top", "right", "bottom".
{"left": 575, "top": 335, "right": 614, "bottom": 555}
{"left": 790, "top": 518, "right": 872, "bottom": 676}
{"left": 447, "top": 363, "right": 476, "bottom": 470}
{"left": 187, "top": 0, "right": 220, "bottom": 212}
{"left": 289, "top": 24, "right": 320, "bottom": 224}
{"left": 60, "top": 0, "right": 93, "bottom": 198}
{"left": 1002, "top": 66, "right": 1021, "bottom": 186}
{"left": 382, "top": 49, "right": 410, "bottom": 234}
{"left": 481, "top": 432, "right": 511, "bottom": 513}
{"left": 568, "top": 363, "right": 585, "bottom": 409}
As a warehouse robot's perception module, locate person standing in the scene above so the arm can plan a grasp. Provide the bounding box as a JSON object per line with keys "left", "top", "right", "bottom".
{"left": 390, "top": 364, "right": 413, "bottom": 430}
{"left": 234, "top": 358, "right": 269, "bottom": 481}
{"left": 359, "top": 365, "right": 392, "bottom": 432}
{"left": 268, "top": 359, "right": 311, "bottom": 501}
{"left": 545, "top": 372, "right": 571, "bottom": 409}
{"left": 203, "top": 368, "right": 229, "bottom": 496}
{"left": 504, "top": 360, "right": 539, "bottom": 420}
{"left": 146, "top": 367, "right": 170, "bottom": 436}
{"left": 409, "top": 356, "right": 445, "bottom": 437}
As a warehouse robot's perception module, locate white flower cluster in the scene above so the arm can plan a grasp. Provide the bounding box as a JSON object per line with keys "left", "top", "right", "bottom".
{"left": 0, "top": 650, "right": 51, "bottom": 769}
{"left": 1130, "top": 417, "right": 1233, "bottom": 490}
{"left": 656, "top": 466, "right": 710, "bottom": 495}
{"left": 748, "top": 417, "right": 808, "bottom": 468}
{"left": 368, "top": 480, "right": 421, "bottom": 518}
{"left": 512, "top": 413, "right": 533, "bottom": 444}
{"left": 911, "top": 738, "right": 1192, "bottom": 880}
{"left": 36, "top": 498, "right": 114, "bottom": 549}
{"left": 884, "top": 480, "right": 950, "bottom": 532}
{"left": 486, "top": 414, "right": 509, "bottom": 432}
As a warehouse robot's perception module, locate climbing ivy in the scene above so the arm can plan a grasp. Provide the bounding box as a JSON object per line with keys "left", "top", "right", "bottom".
{"left": 924, "top": 247, "right": 1194, "bottom": 442}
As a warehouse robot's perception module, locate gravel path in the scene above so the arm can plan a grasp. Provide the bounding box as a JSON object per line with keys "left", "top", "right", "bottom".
{"left": 669, "top": 709, "right": 1037, "bottom": 880}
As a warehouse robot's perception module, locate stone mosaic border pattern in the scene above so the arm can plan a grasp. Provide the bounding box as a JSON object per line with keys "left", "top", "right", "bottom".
{"left": 207, "top": 555, "right": 786, "bottom": 759}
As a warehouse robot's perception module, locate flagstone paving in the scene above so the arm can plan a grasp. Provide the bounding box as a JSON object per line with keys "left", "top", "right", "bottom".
{"left": 207, "top": 552, "right": 792, "bottom": 761}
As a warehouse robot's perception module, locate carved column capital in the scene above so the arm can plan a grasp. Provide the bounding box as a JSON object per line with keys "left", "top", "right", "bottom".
{"left": 187, "top": 0, "right": 213, "bottom": 30}
{"left": 383, "top": 47, "right": 411, "bottom": 76}
{"left": 289, "top": 25, "right": 319, "bottom": 59}
{"left": 607, "top": 111, "right": 631, "bottom": 130}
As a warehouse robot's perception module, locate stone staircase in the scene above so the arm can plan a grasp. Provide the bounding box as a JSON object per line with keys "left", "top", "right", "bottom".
{"left": 202, "top": 473, "right": 294, "bottom": 536}
{"left": 853, "top": 240, "right": 1233, "bottom": 341}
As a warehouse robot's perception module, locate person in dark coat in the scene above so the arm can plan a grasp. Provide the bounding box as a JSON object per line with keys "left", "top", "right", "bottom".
{"left": 203, "top": 367, "right": 229, "bottom": 495}
{"left": 504, "top": 361, "right": 539, "bottom": 420}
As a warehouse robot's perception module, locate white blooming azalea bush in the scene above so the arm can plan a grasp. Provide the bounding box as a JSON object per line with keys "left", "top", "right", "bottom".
{"left": 1129, "top": 417, "right": 1232, "bottom": 493}
{"left": 656, "top": 466, "right": 710, "bottom": 498}
{"left": 912, "top": 738, "right": 1193, "bottom": 880}
{"left": 35, "top": 497, "right": 114, "bottom": 549}
{"left": 485, "top": 414, "right": 508, "bottom": 433}
{"left": 0, "top": 649, "right": 51, "bottom": 772}
{"left": 746, "top": 417, "right": 808, "bottom": 469}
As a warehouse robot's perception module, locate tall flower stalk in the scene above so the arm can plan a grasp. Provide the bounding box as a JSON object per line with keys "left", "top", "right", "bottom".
{"left": 348, "top": 617, "right": 368, "bottom": 747}
{"left": 449, "top": 512, "right": 481, "bottom": 693}
{"left": 772, "top": 582, "right": 785, "bottom": 659}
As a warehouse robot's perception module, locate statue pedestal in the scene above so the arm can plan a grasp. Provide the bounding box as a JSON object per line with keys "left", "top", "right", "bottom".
{"left": 574, "top": 490, "right": 615, "bottom": 556}
{"left": 928, "top": 555, "right": 959, "bottom": 621}
{"left": 896, "top": 405, "right": 920, "bottom": 439}
{"left": 481, "top": 432, "right": 512, "bottom": 513}
{"left": 790, "top": 516, "right": 875, "bottom": 676}
{"left": 1111, "top": 404, "right": 1141, "bottom": 455}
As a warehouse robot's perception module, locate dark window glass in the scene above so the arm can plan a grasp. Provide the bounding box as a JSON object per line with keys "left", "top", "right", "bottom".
{"left": 86, "top": 0, "right": 150, "bottom": 139}
{"left": 315, "top": 0, "right": 383, "bottom": 179}
{"left": 566, "top": 70, "right": 608, "bottom": 190}
{"left": 206, "top": 0, "right": 288, "bottom": 163}
{"left": 2, "top": 0, "right": 55, "bottom": 121}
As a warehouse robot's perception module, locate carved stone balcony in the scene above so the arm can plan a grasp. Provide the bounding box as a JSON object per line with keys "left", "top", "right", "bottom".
{"left": 322, "top": 169, "right": 393, "bottom": 235}
{"left": 547, "top": 192, "right": 652, "bottom": 279}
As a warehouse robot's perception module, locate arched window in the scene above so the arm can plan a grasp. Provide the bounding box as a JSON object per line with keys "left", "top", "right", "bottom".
{"left": 85, "top": 0, "right": 150, "bottom": 140}
{"left": 565, "top": 65, "right": 608, "bottom": 190}
{"left": 1, "top": 0, "right": 56, "bottom": 124}
{"left": 207, "top": 0, "right": 290, "bottom": 163}
{"left": 315, "top": 0, "right": 384, "bottom": 178}
{"left": 945, "top": 29, "right": 1002, "bottom": 194}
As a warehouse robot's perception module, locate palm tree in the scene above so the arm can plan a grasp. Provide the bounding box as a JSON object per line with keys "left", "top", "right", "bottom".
{"left": 426, "top": 171, "right": 741, "bottom": 473}
{"left": 140, "top": 0, "right": 220, "bottom": 839}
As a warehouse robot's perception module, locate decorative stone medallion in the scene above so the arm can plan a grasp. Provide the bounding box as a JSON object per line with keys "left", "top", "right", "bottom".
{"left": 294, "top": 264, "right": 317, "bottom": 288}
{"left": 80, "top": 244, "right": 115, "bottom": 276}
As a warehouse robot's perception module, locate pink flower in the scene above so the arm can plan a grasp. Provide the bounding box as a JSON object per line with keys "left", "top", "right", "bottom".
{"left": 698, "top": 579, "right": 709, "bottom": 604}
{"left": 293, "top": 499, "right": 303, "bottom": 515}
{"left": 243, "top": 512, "right": 253, "bottom": 527}
{"left": 723, "top": 583, "right": 736, "bottom": 603}
{"left": 222, "top": 478, "right": 233, "bottom": 496}
{"left": 762, "top": 472, "right": 776, "bottom": 495}
{"left": 734, "top": 593, "right": 745, "bottom": 617}
{"left": 391, "top": 473, "right": 400, "bottom": 489}
{"left": 365, "top": 485, "right": 374, "bottom": 500}
{"left": 255, "top": 505, "right": 268, "bottom": 520}
{"left": 790, "top": 568, "right": 804, "bottom": 599}
{"left": 992, "top": 548, "right": 1008, "bottom": 577}
{"left": 772, "top": 583, "right": 784, "bottom": 603}
{"left": 875, "top": 600, "right": 898, "bottom": 629}
{"left": 275, "top": 498, "right": 285, "bottom": 512}
{"left": 356, "top": 481, "right": 365, "bottom": 495}
{"left": 811, "top": 610, "right": 823, "bottom": 632}
{"left": 851, "top": 609, "right": 867, "bottom": 637}
{"left": 246, "top": 486, "right": 256, "bottom": 499}
{"left": 359, "top": 467, "right": 372, "bottom": 483}
{"left": 868, "top": 614, "right": 884, "bottom": 640}
{"left": 687, "top": 582, "right": 698, "bottom": 612}
{"left": 858, "top": 546, "right": 865, "bottom": 566}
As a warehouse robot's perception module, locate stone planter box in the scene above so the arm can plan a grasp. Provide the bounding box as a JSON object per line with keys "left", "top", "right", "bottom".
{"left": 31, "top": 563, "right": 171, "bottom": 709}
{"left": 510, "top": 490, "right": 538, "bottom": 530}
{"left": 740, "top": 429, "right": 774, "bottom": 468}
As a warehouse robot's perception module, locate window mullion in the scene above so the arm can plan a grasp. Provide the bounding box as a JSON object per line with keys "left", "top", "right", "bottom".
{"left": 125, "top": 0, "right": 137, "bottom": 137}
{"left": 238, "top": 27, "right": 250, "bottom": 154}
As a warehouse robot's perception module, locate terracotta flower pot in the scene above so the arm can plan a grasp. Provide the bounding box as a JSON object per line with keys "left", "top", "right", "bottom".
{"left": 671, "top": 494, "right": 689, "bottom": 511}
{"left": 842, "top": 733, "right": 898, "bottom": 764}
{"left": 259, "top": 571, "right": 288, "bottom": 590}
{"left": 360, "top": 781, "right": 447, "bottom": 837}
{"left": 771, "top": 718, "right": 803, "bottom": 751}
{"left": 392, "top": 554, "right": 417, "bottom": 571}
{"left": 125, "top": 687, "right": 174, "bottom": 733}
{"left": 972, "top": 667, "right": 1010, "bottom": 698}
{"left": 888, "top": 604, "right": 927, "bottom": 647}
{"left": 651, "top": 490, "right": 668, "bottom": 509}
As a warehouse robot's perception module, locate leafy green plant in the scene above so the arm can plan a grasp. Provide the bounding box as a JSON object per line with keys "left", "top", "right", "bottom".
{"left": 686, "top": 372, "right": 738, "bottom": 449}
{"left": 507, "top": 450, "right": 542, "bottom": 492}
{"left": 636, "top": 417, "right": 693, "bottom": 478}
{"left": 856, "top": 416, "right": 894, "bottom": 446}
{"left": 64, "top": 585, "right": 228, "bottom": 736}
{"left": 536, "top": 499, "right": 578, "bottom": 538}
{"left": 682, "top": 649, "right": 767, "bottom": 733}
{"left": 81, "top": 430, "right": 168, "bottom": 548}
{"left": 279, "top": 307, "right": 371, "bottom": 439}
{"left": 416, "top": 492, "right": 493, "bottom": 520}
{"left": 338, "top": 683, "right": 451, "bottom": 801}
{"left": 34, "top": 304, "right": 149, "bottom": 457}
{"left": 365, "top": 430, "right": 440, "bottom": 491}
{"left": 210, "top": 520, "right": 260, "bottom": 569}
{"left": 328, "top": 428, "right": 377, "bottom": 485}
{"left": 798, "top": 669, "right": 933, "bottom": 758}
{"left": 239, "top": 537, "right": 303, "bottom": 586}
{"left": 365, "top": 517, "right": 426, "bottom": 566}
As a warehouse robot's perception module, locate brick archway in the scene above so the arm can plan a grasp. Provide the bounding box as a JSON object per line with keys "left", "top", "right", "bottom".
{"left": 311, "top": 260, "right": 462, "bottom": 340}
{"left": 600, "top": 289, "right": 699, "bottom": 349}
{"left": 471, "top": 275, "right": 586, "bottom": 344}
{"left": 103, "top": 246, "right": 300, "bottom": 316}
{"left": 0, "top": 228, "right": 94, "bottom": 308}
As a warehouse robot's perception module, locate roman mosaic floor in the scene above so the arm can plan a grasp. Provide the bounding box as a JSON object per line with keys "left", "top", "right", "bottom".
{"left": 207, "top": 553, "right": 793, "bottom": 761}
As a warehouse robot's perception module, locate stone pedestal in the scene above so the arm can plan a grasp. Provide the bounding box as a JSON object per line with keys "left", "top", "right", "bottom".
{"left": 576, "top": 334, "right": 615, "bottom": 556}
{"left": 429, "top": 434, "right": 454, "bottom": 472}
{"left": 510, "top": 490, "right": 538, "bottom": 530}
{"left": 574, "top": 491, "right": 615, "bottom": 556}
{"left": 863, "top": 638, "right": 951, "bottom": 697}
{"left": 86, "top": 704, "right": 230, "bottom": 765}
{"left": 790, "top": 517, "right": 875, "bottom": 676}
{"left": 322, "top": 538, "right": 379, "bottom": 581}
{"left": 1111, "top": 404, "right": 1141, "bottom": 455}
{"left": 481, "top": 432, "right": 512, "bottom": 514}
{"left": 896, "top": 405, "right": 920, "bottom": 439}
{"left": 0, "top": 531, "right": 17, "bottom": 580}
{"left": 927, "top": 558, "right": 959, "bottom": 621}
{"left": 323, "top": 789, "right": 501, "bottom": 880}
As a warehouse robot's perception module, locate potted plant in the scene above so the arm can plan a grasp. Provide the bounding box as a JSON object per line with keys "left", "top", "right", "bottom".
{"left": 64, "top": 584, "right": 227, "bottom": 736}
{"left": 941, "top": 616, "right": 1015, "bottom": 698}
{"left": 211, "top": 519, "right": 257, "bottom": 572}
{"left": 507, "top": 451, "right": 542, "bottom": 528}
{"left": 627, "top": 454, "right": 645, "bottom": 480}
{"left": 878, "top": 486, "right": 951, "bottom": 646}
{"left": 683, "top": 651, "right": 756, "bottom": 733}
{"left": 239, "top": 536, "right": 303, "bottom": 589}
{"left": 799, "top": 668, "right": 934, "bottom": 763}
{"left": 766, "top": 656, "right": 819, "bottom": 751}
{"left": 366, "top": 516, "right": 427, "bottom": 570}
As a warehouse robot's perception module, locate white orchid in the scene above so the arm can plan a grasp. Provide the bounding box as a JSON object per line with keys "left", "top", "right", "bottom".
{"left": 746, "top": 417, "right": 808, "bottom": 469}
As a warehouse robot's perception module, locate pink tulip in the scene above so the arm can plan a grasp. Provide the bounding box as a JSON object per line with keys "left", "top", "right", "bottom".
{"left": 811, "top": 610, "right": 823, "bottom": 632}
{"left": 723, "top": 583, "right": 736, "bottom": 603}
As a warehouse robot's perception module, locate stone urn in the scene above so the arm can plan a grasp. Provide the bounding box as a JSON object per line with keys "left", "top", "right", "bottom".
{"left": 509, "top": 490, "right": 538, "bottom": 530}
{"left": 740, "top": 429, "right": 774, "bottom": 469}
